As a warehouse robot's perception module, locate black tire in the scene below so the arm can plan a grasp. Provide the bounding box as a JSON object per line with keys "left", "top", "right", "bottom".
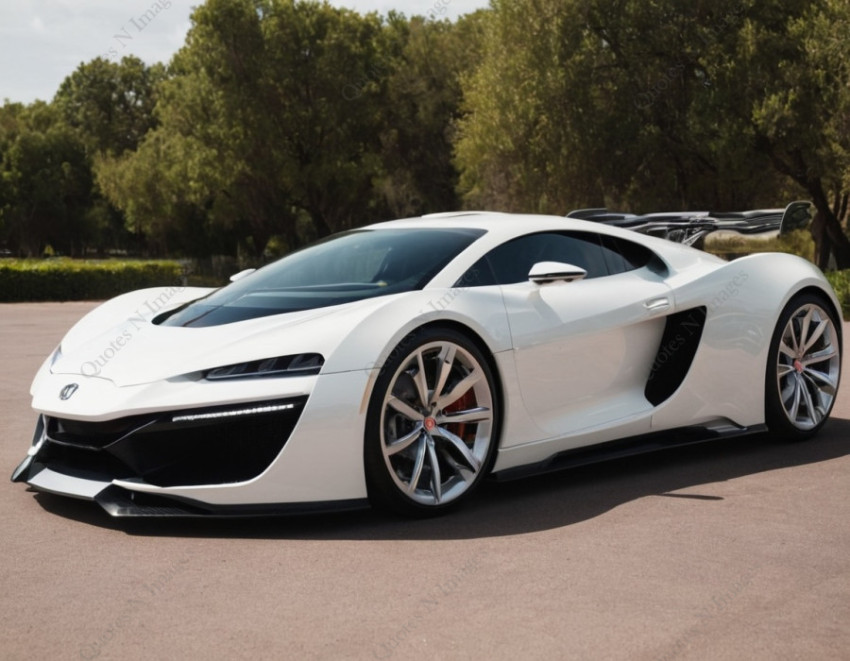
{"left": 364, "top": 326, "right": 500, "bottom": 516}
{"left": 765, "top": 292, "right": 841, "bottom": 441}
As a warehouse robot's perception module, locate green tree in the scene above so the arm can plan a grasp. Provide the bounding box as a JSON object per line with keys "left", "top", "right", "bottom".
{"left": 99, "top": 0, "right": 391, "bottom": 256}
{"left": 455, "top": 0, "right": 782, "bottom": 213}
{"left": 378, "top": 11, "right": 486, "bottom": 217}
{"left": 48, "top": 56, "right": 167, "bottom": 254}
{"left": 455, "top": 0, "right": 850, "bottom": 267}
{"left": 0, "top": 102, "right": 94, "bottom": 256}
{"left": 722, "top": 0, "right": 850, "bottom": 267}
{"left": 54, "top": 56, "right": 165, "bottom": 156}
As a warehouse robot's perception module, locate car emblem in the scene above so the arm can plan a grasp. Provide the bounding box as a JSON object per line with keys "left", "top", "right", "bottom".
{"left": 59, "top": 383, "right": 79, "bottom": 400}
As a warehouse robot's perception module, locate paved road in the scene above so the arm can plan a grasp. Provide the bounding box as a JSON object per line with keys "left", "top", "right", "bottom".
{"left": 1, "top": 302, "right": 848, "bottom": 661}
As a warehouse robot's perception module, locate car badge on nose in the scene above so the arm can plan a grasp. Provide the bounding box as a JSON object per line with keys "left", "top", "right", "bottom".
{"left": 59, "top": 383, "right": 79, "bottom": 400}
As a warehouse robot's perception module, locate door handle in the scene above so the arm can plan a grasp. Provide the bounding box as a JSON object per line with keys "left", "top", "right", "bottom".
{"left": 644, "top": 297, "right": 671, "bottom": 312}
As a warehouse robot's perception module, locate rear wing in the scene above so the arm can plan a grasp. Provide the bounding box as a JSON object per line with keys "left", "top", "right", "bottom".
{"left": 568, "top": 201, "right": 813, "bottom": 247}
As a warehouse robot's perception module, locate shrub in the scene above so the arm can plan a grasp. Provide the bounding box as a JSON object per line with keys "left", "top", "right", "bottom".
{"left": 704, "top": 229, "right": 815, "bottom": 262}
{"left": 0, "top": 259, "right": 184, "bottom": 302}
{"left": 825, "top": 269, "right": 850, "bottom": 320}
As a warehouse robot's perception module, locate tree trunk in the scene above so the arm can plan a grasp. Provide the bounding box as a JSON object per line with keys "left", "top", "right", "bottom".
{"left": 757, "top": 140, "right": 850, "bottom": 269}
{"left": 807, "top": 182, "right": 850, "bottom": 269}
{"left": 836, "top": 192, "right": 849, "bottom": 227}
{"left": 312, "top": 213, "right": 333, "bottom": 239}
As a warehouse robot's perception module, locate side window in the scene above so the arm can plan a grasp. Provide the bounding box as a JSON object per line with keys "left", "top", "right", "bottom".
{"left": 599, "top": 235, "right": 665, "bottom": 275}
{"left": 457, "top": 258, "right": 497, "bottom": 287}
{"left": 458, "top": 232, "right": 611, "bottom": 286}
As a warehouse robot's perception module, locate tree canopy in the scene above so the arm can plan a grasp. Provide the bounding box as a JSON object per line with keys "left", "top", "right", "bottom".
{"left": 456, "top": 0, "right": 850, "bottom": 267}
{"left": 1, "top": 0, "right": 849, "bottom": 267}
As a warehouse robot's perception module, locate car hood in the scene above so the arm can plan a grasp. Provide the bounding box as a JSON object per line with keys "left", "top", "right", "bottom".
{"left": 49, "top": 286, "right": 405, "bottom": 387}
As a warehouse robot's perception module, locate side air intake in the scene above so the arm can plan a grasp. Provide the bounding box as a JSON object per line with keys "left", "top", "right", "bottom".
{"left": 645, "top": 307, "right": 707, "bottom": 406}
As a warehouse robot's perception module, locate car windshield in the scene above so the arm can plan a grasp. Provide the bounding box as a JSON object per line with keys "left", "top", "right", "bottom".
{"left": 159, "top": 227, "right": 485, "bottom": 327}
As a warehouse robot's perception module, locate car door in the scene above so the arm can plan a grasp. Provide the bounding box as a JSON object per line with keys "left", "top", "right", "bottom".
{"left": 469, "top": 231, "right": 674, "bottom": 443}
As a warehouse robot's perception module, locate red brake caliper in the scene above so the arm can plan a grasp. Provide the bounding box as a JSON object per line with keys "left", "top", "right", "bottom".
{"left": 443, "top": 390, "right": 477, "bottom": 445}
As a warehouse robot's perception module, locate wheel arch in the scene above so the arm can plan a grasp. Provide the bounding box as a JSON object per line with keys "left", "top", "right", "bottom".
{"left": 757, "top": 283, "right": 843, "bottom": 430}
{"left": 791, "top": 284, "right": 843, "bottom": 349}
{"left": 414, "top": 320, "right": 506, "bottom": 420}
{"left": 763, "top": 286, "right": 843, "bottom": 438}
{"left": 361, "top": 320, "right": 506, "bottom": 514}
{"left": 762, "top": 282, "right": 844, "bottom": 386}
{"left": 362, "top": 319, "right": 506, "bottom": 442}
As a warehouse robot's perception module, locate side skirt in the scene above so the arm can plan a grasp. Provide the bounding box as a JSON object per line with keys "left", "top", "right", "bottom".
{"left": 490, "top": 423, "right": 768, "bottom": 482}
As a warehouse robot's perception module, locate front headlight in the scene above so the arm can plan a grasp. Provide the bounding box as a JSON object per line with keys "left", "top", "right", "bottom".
{"left": 204, "top": 353, "right": 324, "bottom": 380}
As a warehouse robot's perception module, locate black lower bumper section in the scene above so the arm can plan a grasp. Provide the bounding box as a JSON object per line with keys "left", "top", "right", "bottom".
{"left": 93, "top": 485, "right": 369, "bottom": 518}
{"left": 41, "top": 396, "right": 309, "bottom": 488}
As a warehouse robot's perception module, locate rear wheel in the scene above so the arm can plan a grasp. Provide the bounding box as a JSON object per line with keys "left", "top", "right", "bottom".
{"left": 765, "top": 293, "right": 841, "bottom": 440}
{"left": 364, "top": 327, "right": 499, "bottom": 516}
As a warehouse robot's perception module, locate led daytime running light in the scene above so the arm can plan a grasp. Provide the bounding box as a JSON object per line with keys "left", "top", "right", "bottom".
{"left": 172, "top": 402, "right": 296, "bottom": 423}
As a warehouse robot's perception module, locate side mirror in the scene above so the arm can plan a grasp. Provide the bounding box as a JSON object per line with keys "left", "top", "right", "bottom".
{"left": 229, "top": 268, "right": 257, "bottom": 283}
{"left": 528, "top": 261, "right": 587, "bottom": 285}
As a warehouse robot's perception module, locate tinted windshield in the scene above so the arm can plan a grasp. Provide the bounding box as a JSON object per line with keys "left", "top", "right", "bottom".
{"left": 160, "top": 227, "right": 485, "bottom": 327}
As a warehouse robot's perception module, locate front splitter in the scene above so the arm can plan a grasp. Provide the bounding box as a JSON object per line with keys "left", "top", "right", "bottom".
{"left": 16, "top": 462, "right": 369, "bottom": 518}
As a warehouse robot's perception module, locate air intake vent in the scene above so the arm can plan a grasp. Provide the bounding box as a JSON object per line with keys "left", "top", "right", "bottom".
{"left": 645, "top": 307, "right": 706, "bottom": 406}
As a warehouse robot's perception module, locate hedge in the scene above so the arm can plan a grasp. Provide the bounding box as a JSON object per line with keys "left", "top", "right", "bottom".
{"left": 0, "top": 259, "right": 185, "bottom": 302}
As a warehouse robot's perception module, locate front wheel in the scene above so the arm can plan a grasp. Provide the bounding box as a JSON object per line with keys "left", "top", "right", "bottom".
{"left": 364, "top": 327, "right": 500, "bottom": 516}
{"left": 765, "top": 293, "right": 841, "bottom": 440}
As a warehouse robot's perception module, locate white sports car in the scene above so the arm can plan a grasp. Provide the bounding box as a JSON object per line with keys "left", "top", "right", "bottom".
{"left": 11, "top": 212, "right": 843, "bottom": 517}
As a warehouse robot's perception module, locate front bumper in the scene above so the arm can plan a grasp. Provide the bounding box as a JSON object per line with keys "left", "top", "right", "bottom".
{"left": 13, "top": 369, "right": 375, "bottom": 516}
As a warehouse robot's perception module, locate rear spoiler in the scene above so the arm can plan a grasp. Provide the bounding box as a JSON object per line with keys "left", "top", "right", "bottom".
{"left": 568, "top": 201, "right": 813, "bottom": 247}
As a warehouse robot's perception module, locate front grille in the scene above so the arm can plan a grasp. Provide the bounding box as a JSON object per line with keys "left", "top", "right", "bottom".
{"left": 38, "top": 396, "right": 308, "bottom": 487}
{"left": 46, "top": 413, "right": 157, "bottom": 449}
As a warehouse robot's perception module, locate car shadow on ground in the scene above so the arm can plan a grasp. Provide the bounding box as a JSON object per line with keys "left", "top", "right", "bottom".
{"left": 33, "top": 417, "right": 850, "bottom": 541}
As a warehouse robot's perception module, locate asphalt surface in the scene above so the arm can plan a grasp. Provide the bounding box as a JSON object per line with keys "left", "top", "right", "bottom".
{"left": 1, "top": 302, "right": 849, "bottom": 661}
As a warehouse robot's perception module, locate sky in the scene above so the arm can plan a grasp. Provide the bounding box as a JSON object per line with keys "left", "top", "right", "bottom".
{"left": 0, "top": 0, "right": 490, "bottom": 104}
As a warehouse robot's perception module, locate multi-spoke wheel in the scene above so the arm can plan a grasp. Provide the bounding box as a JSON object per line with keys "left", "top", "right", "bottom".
{"left": 766, "top": 294, "right": 841, "bottom": 440}
{"left": 364, "top": 327, "right": 500, "bottom": 515}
